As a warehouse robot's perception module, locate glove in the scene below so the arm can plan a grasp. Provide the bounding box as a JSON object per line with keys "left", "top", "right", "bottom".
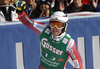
{"left": 16, "top": 1, "right": 26, "bottom": 13}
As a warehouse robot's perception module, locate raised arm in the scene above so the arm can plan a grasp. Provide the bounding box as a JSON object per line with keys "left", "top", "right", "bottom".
{"left": 92, "top": 0, "right": 98, "bottom": 9}
{"left": 16, "top": 1, "right": 47, "bottom": 36}
{"left": 18, "top": 11, "right": 47, "bottom": 36}
{"left": 66, "top": 39, "right": 83, "bottom": 69}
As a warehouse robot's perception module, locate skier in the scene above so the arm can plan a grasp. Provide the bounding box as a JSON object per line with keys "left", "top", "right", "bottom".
{"left": 16, "top": 1, "right": 83, "bottom": 69}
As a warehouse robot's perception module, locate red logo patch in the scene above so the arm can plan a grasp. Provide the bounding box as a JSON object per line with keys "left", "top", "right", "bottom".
{"left": 58, "top": 59, "right": 63, "bottom": 62}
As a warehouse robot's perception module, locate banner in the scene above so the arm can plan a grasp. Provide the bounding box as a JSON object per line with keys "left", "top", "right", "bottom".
{"left": 0, "top": 12, "right": 100, "bottom": 69}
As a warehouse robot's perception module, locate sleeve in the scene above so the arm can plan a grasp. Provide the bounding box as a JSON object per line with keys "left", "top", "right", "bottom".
{"left": 18, "top": 11, "right": 47, "bottom": 36}
{"left": 66, "top": 39, "right": 83, "bottom": 69}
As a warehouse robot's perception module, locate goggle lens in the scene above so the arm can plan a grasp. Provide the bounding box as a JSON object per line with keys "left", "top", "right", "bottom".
{"left": 50, "top": 21, "right": 64, "bottom": 29}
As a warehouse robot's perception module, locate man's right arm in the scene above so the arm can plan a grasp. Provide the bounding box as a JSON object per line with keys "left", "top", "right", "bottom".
{"left": 16, "top": 1, "right": 47, "bottom": 36}
{"left": 18, "top": 11, "right": 47, "bottom": 36}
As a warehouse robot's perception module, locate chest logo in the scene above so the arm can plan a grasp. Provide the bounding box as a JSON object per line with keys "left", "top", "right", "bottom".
{"left": 41, "top": 38, "right": 63, "bottom": 55}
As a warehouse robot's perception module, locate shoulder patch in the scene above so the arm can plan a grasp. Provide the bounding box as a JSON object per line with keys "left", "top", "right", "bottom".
{"left": 45, "top": 28, "right": 51, "bottom": 34}
{"left": 62, "top": 38, "right": 68, "bottom": 44}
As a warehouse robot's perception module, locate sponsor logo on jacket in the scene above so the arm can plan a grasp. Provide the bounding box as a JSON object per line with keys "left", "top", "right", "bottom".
{"left": 41, "top": 38, "right": 63, "bottom": 55}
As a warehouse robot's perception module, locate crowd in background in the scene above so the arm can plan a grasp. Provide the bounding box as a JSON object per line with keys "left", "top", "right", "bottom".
{"left": 0, "top": 0, "right": 100, "bottom": 22}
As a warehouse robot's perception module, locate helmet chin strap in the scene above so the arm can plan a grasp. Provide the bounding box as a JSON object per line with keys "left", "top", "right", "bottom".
{"left": 51, "top": 32, "right": 66, "bottom": 41}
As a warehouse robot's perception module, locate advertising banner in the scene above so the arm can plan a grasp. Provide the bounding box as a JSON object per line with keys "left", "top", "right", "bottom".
{"left": 0, "top": 12, "right": 100, "bottom": 69}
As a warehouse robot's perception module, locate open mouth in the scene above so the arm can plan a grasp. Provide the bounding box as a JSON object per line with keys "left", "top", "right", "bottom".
{"left": 53, "top": 30, "right": 58, "bottom": 32}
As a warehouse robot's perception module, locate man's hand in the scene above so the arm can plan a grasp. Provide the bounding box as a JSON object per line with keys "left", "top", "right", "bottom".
{"left": 16, "top": 1, "right": 26, "bottom": 13}
{"left": 59, "top": 2, "right": 65, "bottom": 11}
{"left": 92, "top": 0, "right": 98, "bottom": 9}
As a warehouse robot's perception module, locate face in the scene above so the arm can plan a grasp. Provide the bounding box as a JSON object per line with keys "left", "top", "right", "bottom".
{"left": 0, "top": 0, "right": 10, "bottom": 5}
{"left": 73, "top": 0, "right": 82, "bottom": 4}
{"left": 51, "top": 27, "right": 62, "bottom": 36}
{"left": 10, "top": 0, "right": 16, "bottom": 2}
{"left": 50, "top": 21, "right": 64, "bottom": 36}
{"left": 40, "top": 3, "right": 50, "bottom": 11}
{"left": 10, "top": 0, "right": 16, "bottom": 4}
{"left": 24, "top": 0, "right": 35, "bottom": 5}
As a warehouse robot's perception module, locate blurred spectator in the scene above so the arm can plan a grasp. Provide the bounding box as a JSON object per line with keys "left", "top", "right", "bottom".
{"left": 95, "top": 0, "right": 100, "bottom": 11}
{"left": 82, "top": 0, "right": 90, "bottom": 4}
{"left": 63, "top": 0, "right": 96, "bottom": 13}
{"left": 23, "top": 0, "right": 40, "bottom": 19}
{"left": 10, "top": 0, "right": 17, "bottom": 5}
{"left": 50, "top": 0, "right": 73, "bottom": 15}
{"left": 51, "top": 0, "right": 65, "bottom": 14}
{"left": 65, "top": 0, "right": 73, "bottom": 7}
{"left": 0, "top": 0, "right": 18, "bottom": 22}
{"left": 39, "top": 0, "right": 51, "bottom": 17}
{"left": 50, "top": 0, "right": 64, "bottom": 15}
{"left": 96, "top": 3, "right": 100, "bottom": 11}
{"left": 90, "top": 0, "right": 98, "bottom": 9}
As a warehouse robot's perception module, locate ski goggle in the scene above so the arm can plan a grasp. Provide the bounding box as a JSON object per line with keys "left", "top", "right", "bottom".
{"left": 49, "top": 21, "right": 64, "bottom": 29}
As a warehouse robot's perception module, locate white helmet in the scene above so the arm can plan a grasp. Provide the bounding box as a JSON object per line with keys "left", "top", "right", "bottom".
{"left": 50, "top": 11, "right": 69, "bottom": 32}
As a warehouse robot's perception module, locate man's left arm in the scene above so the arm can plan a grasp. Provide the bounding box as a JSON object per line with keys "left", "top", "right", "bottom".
{"left": 66, "top": 39, "right": 83, "bottom": 69}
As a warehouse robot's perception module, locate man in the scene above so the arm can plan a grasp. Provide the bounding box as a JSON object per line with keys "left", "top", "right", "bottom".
{"left": 50, "top": 0, "right": 73, "bottom": 15}
{"left": 10, "top": 0, "right": 17, "bottom": 5}
{"left": 0, "top": 0, "right": 18, "bottom": 22}
{"left": 63, "top": 0, "right": 95, "bottom": 13}
{"left": 39, "top": 0, "right": 51, "bottom": 17}
{"left": 51, "top": 0, "right": 65, "bottom": 12}
{"left": 23, "top": 0, "right": 40, "bottom": 19}
{"left": 16, "top": 1, "right": 83, "bottom": 69}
